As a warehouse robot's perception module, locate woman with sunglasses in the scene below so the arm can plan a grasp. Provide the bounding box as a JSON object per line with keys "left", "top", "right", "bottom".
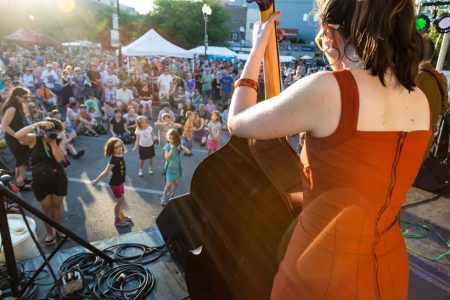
{"left": 1, "top": 87, "right": 32, "bottom": 191}
{"left": 228, "top": 0, "right": 428, "bottom": 299}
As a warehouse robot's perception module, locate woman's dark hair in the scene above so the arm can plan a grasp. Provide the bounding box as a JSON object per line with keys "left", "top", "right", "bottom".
{"left": 44, "top": 117, "right": 65, "bottom": 132}
{"left": 317, "top": 0, "right": 423, "bottom": 91}
{"left": 1, "top": 86, "right": 29, "bottom": 116}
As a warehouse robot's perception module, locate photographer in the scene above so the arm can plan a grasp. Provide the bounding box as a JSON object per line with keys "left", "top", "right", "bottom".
{"left": 15, "top": 118, "right": 68, "bottom": 244}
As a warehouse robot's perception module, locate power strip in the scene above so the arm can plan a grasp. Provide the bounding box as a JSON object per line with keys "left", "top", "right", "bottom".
{"left": 62, "top": 271, "right": 83, "bottom": 295}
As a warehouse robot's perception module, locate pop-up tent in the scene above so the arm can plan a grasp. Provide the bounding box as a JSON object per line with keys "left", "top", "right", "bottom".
{"left": 62, "top": 40, "right": 101, "bottom": 48}
{"left": 4, "top": 28, "right": 56, "bottom": 45}
{"left": 189, "top": 46, "right": 237, "bottom": 59}
{"left": 237, "top": 53, "right": 296, "bottom": 63}
{"left": 122, "top": 29, "right": 192, "bottom": 58}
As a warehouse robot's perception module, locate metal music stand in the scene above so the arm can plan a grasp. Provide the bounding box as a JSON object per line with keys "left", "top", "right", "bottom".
{"left": 0, "top": 175, "right": 113, "bottom": 298}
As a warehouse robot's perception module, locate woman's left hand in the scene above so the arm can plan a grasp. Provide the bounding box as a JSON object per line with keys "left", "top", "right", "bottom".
{"left": 252, "top": 11, "right": 281, "bottom": 55}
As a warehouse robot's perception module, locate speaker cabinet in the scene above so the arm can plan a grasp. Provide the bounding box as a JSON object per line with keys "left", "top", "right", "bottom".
{"left": 156, "top": 194, "right": 202, "bottom": 269}
{"left": 413, "top": 157, "right": 449, "bottom": 192}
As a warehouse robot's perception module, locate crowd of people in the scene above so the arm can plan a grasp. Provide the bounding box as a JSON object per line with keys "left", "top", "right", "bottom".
{"left": 0, "top": 44, "right": 323, "bottom": 235}
{"left": 0, "top": 0, "right": 449, "bottom": 295}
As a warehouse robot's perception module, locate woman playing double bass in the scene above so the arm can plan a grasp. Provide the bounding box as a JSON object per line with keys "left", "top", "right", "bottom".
{"left": 228, "top": 0, "right": 428, "bottom": 298}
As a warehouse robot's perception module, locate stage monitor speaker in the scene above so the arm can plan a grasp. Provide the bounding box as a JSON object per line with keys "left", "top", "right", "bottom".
{"left": 156, "top": 194, "right": 202, "bottom": 270}
{"left": 413, "top": 156, "right": 449, "bottom": 192}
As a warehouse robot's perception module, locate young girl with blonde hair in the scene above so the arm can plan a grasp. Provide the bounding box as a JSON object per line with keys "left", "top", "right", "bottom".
{"left": 132, "top": 116, "right": 156, "bottom": 176}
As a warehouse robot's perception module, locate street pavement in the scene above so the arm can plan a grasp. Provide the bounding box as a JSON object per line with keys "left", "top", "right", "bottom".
{"left": 21, "top": 131, "right": 230, "bottom": 249}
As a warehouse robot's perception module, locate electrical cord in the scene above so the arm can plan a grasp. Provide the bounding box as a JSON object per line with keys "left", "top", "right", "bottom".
{"left": 0, "top": 262, "right": 38, "bottom": 299}
{"left": 60, "top": 252, "right": 109, "bottom": 276}
{"left": 104, "top": 243, "right": 167, "bottom": 265}
{"left": 92, "top": 263, "right": 155, "bottom": 300}
{"left": 41, "top": 243, "right": 166, "bottom": 299}
{"left": 400, "top": 219, "right": 450, "bottom": 265}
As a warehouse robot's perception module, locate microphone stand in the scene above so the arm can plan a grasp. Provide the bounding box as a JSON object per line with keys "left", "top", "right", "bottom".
{"left": 0, "top": 175, "right": 113, "bottom": 297}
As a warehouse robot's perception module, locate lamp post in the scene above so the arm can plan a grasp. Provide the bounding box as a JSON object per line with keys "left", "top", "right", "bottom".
{"left": 116, "top": 0, "right": 122, "bottom": 67}
{"left": 239, "top": 26, "right": 245, "bottom": 53}
{"left": 202, "top": 4, "right": 212, "bottom": 58}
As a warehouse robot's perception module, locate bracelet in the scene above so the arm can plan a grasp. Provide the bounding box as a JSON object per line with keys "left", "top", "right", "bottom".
{"left": 234, "top": 78, "right": 258, "bottom": 92}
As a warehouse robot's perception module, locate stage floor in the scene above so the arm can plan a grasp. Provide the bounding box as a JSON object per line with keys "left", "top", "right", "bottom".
{"left": 402, "top": 186, "right": 450, "bottom": 300}
{"left": 5, "top": 227, "right": 189, "bottom": 299}
{"left": 2, "top": 186, "right": 449, "bottom": 299}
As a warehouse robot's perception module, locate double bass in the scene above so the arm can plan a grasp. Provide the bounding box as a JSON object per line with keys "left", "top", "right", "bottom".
{"left": 186, "top": 0, "right": 302, "bottom": 298}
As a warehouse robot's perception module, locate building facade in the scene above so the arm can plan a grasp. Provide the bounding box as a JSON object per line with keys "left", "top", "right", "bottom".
{"left": 224, "top": 0, "right": 318, "bottom": 45}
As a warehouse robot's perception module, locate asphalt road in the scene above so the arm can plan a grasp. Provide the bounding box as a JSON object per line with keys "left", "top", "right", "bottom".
{"left": 20, "top": 131, "right": 234, "bottom": 249}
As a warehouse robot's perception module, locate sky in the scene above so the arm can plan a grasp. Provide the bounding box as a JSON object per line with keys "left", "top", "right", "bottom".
{"left": 119, "top": 0, "right": 153, "bottom": 14}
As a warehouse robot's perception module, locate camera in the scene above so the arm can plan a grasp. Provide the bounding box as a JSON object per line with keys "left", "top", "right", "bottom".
{"left": 44, "top": 128, "right": 58, "bottom": 140}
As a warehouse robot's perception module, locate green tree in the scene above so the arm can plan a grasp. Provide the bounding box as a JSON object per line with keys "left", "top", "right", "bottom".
{"left": 151, "top": 0, "right": 230, "bottom": 49}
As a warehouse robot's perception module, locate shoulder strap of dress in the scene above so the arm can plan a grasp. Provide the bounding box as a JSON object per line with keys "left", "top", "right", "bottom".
{"left": 332, "top": 69, "right": 359, "bottom": 134}
{"left": 309, "top": 70, "right": 359, "bottom": 148}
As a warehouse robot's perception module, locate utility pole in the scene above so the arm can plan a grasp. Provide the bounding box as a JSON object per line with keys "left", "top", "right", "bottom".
{"left": 116, "top": 0, "right": 122, "bottom": 67}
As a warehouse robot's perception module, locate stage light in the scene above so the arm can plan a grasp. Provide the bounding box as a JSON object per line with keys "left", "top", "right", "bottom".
{"left": 416, "top": 14, "right": 431, "bottom": 32}
{"left": 435, "top": 13, "right": 450, "bottom": 33}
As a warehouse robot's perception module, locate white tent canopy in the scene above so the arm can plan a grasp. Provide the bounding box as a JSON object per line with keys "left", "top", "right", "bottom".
{"left": 300, "top": 55, "right": 313, "bottom": 60}
{"left": 189, "top": 46, "right": 237, "bottom": 58}
{"left": 122, "top": 29, "right": 193, "bottom": 58}
{"left": 237, "top": 53, "right": 296, "bottom": 63}
{"left": 62, "top": 40, "right": 101, "bottom": 48}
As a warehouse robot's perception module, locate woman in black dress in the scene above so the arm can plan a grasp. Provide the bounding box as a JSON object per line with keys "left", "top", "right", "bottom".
{"left": 1, "top": 87, "right": 31, "bottom": 191}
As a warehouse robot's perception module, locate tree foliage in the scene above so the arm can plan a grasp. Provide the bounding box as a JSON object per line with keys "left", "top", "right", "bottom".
{"left": 0, "top": 0, "right": 230, "bottom": 50}
{"left": 146, "top": 0, "right": 230, "bottom": 49}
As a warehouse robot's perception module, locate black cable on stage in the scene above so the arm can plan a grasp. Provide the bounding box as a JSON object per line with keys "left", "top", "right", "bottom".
{"left": 92, "top": 263, "right": 155, "bottom": 300}
{"left": 40, "top": 243, "right": 165, "bottom": 299}
{"left": 2, "top": 242, "right": 166, "bottom": 298}
{"left": 104, "top": 243, "right": 167, "bottom": 265}
{"left": 59, "top": 252, "right": 109, "bottom": 275}
{"left": 0, "top": 262, "right": 38, "bottom": 299}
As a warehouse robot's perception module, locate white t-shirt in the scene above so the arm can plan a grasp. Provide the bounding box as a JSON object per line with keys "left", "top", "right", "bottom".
{"left": 135, "top": 126, "right": 154, "bottom": 147}
{"left": 116, "top": 88, "right": 134, "bottom": 103}
{"left": 207, "top": 121, "right": 221, "bottom": 140}
{"left": 40, "top": 69, "right": 58, "bottom": 89}
{"left": 102, "top": 74, "right": 119, "bottom": 88}
{"left": 157, "top": 74, "right": 173, "bottom": 94}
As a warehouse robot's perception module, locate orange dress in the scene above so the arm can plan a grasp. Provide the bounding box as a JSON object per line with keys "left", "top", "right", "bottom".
{"left": 271, "top": 70, "right": 431, "bottom": 300}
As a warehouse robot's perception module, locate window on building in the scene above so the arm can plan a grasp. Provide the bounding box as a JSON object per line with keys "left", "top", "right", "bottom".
{"left": 303, "top": 13, "right": 308, "bottom": 22}
{"left": 250, "top": 23, "right": 254, "bottom": 29}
